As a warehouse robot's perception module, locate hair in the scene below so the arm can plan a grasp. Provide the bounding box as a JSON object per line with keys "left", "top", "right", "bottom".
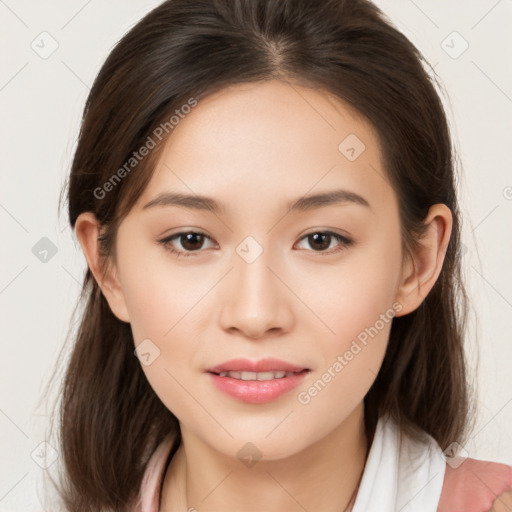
{"left": 43, "top": 0, "right": 477, "bottom": 510}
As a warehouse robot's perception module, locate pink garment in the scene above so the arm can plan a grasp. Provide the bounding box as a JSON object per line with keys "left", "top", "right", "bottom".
{"left": 133, "top": 434, "right": 175, "bottom": 512}
{"left": 132, "top": 433, "right": 512, "bottom": 512}
{"left": 437, "top": 458, "right": 512, "bottom": 512}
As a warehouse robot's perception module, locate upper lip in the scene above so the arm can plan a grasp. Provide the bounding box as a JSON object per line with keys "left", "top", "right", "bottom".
{"left": 206, "top": 358, "right": 310, "bottom": 374}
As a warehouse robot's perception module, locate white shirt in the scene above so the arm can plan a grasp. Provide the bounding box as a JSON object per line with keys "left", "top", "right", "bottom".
{"left": 351, "top": 412, "right": 446, "bottom": 512}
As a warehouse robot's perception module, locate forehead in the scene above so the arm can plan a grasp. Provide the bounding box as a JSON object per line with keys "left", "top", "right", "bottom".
{"left": 135, "top": 79, "right": 395, "bottom": 217}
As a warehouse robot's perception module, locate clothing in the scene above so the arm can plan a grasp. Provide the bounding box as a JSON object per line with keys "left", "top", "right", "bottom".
{"left": 133, "top": 413, "right": 512, "bottom": 512}
{"left": 350, "top": 414, "right": 511, "bottom": 511}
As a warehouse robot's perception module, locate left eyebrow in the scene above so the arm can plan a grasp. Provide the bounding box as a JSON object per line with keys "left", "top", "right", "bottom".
{"left": 142, "top": 189, "right": 371, "bottom": 214}
{"left": 286, "top": 189, "right": 370, "bottom": 212}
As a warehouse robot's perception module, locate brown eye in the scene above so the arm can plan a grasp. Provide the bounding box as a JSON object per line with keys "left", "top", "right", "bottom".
{"left": 307, "top": 233, "right": 332, "bottom": 251}
{"left": 158, "top": 231, "right": 215, "bottom": 258}
{"left": 296, "top": 231, "right": 353, "bottom": 255}
{"left": 179, "top": 232, "right": 206, "bottom": 251}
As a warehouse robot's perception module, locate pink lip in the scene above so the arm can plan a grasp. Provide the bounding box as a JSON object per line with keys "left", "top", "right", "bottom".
{"left": 205, "top": 357, "right": 309, "bottom": 373}
{"left": 205, "top": 358, "right": 311, "bottom": 404}
{"left": 206, "top": 370, "right": 310, "bottom": 404}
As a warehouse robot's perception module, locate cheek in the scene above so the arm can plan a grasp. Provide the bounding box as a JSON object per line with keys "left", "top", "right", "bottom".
{"left": 119, "top": 254, "right": 205, "bottom": 416}
{"left": 118, "top": 242, "right": 204, "bottom": 342}
{"left": 117, "top": 246, "right": 212, "bottom": 399}
{"left": 304, "top": 230, "right": 402, "bottom": 350}
{"left": 298, "top": 225, "right": 402, "bottom": 397}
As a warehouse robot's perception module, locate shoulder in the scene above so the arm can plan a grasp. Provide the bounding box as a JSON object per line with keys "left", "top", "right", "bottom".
{"left": 437, "top": 458, "right": 512, "bottom": 512}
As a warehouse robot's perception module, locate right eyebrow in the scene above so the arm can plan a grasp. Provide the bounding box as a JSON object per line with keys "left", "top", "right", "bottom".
{"left": 143, "top": 192, "right": 224, "bottom": 213}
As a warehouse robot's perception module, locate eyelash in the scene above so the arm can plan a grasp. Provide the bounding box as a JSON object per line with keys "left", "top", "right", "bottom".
{"left": 157, "top": 230, "right": 353, "bottom": 259}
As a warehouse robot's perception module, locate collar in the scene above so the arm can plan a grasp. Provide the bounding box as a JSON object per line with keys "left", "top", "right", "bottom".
{"left": 351, "top": 413, "right": 446, "bottom": 512}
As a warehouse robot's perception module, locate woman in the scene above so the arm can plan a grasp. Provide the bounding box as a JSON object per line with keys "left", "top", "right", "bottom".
{"left": 47, "top": 0, "right": 512, "bottom": 510}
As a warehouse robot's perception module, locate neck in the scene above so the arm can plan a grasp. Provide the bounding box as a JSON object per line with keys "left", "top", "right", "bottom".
{"left": 161, "top": 403, "right": 369, "bottom": 512}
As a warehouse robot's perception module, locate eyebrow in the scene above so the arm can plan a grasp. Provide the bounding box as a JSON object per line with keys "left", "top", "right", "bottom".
{"left": 142, "top": 189, "right": 370, "bottom": 214}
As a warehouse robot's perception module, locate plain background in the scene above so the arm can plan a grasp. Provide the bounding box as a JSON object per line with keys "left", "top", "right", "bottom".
{"left": 1, "top": 0, "right": 511, "bottom": 510}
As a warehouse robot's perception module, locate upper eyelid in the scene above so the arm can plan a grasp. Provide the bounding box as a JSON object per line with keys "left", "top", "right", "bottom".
{"left": 159, "top": 229, "right": 351, "bottom": 242}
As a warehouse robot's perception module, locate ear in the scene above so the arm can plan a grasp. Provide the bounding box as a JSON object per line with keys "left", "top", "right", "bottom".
{"left": 74, "top": 212, "right": 131, "bottom": 323}
{"left": 394, "top": 204, "right": 453, "bottom": 316}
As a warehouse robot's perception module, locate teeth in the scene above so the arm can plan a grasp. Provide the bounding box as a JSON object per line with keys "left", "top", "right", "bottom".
{"left": 218, "top": 370, "right": 297, "bottom": 380}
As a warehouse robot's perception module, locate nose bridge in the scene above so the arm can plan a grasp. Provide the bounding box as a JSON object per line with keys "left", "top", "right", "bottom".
{"left": 218, "top": 235, "right": 293, "bottom": 337}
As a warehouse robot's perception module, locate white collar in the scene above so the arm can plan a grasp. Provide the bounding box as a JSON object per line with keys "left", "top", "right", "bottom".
{"left": 351, "top": 413, "right": 446, "bottom": 512}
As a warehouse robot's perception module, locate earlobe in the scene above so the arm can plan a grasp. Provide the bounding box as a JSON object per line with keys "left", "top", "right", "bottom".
{"left": 74, "top": 212, "right": 131, "bottom": 323}
{"left": 394, "top": 204, "right": 453, "bottom": 317}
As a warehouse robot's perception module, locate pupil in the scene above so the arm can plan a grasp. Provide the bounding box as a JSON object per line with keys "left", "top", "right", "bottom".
{"left": 310, "top": 233, "right": 330, "bottom": 251}
{"left": 182, "top": 233, "right": 203, "bottom": 251}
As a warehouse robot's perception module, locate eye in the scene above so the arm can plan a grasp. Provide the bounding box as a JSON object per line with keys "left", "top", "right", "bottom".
{"left": 158, "top": 229, "right": 353, "bottom": 258}
{"left": 158, "top": 231, "right": 216, "bottom": 258}
{"left": 295, "top": 231, "right": 353, "bottom": 255}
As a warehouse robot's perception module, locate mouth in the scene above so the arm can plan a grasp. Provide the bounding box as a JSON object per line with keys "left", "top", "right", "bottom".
{"left": 207, "top": 369, "right": 310, "bottom": 381}
{"left": 205, "top": 357, "right": 310, "bottom": 375}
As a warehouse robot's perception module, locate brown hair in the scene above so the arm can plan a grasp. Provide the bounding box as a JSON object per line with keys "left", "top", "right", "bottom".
{"left": 44, "top": 0, "right": 476, "bottom": 509}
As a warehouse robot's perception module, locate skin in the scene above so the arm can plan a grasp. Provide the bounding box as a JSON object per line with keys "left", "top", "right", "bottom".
{"left": 490, "top": 490, "right": 512, "bottom": 511}
{"left": 75, "top": 79, "right": 452, "bottom": 511}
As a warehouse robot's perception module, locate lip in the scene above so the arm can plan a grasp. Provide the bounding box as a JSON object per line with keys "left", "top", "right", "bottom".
{"left": 206, "top": 370, "right": 310, "bottom": 404}
{"left": 205, "top": 357, "right": 309, "bottom": 374}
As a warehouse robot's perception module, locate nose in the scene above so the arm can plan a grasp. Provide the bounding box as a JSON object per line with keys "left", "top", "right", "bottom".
{"left": 218, "top": 249, "right": 294, "bottom": 340}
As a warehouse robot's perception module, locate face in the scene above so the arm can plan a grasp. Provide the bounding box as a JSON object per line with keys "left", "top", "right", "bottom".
{"left": 108, "top": 80, "right": 406, "bottom": 460}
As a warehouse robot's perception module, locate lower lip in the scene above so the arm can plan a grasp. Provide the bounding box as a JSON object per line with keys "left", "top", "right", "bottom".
{"left": 206, "top": 370, "right": 310, "bottom": 404}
